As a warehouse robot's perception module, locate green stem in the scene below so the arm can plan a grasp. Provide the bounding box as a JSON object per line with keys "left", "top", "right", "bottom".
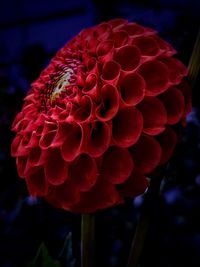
{"left": 127, "top": 172, "right": 163, "bottom": 267}
{"left": 81, "top": 214, "right": 95, "bottom": 267}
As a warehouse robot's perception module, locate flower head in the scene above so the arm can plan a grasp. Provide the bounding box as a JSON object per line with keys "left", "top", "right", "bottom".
{"left": 11, "top": 19, "right": 191, "bottom": 213}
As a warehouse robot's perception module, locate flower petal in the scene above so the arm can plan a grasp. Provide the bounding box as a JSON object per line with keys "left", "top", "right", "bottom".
{"left": 119, "top": 171, "right": 149, "bottom": 197}
{"left": 96, "top": 84, "right": 119, "bottom": 121}
{"left": 119, "top": 73, "right": 145, "bottom": 106}
{"left": 26, "top": 167, "right": 48, "bottom": 196}
{"left": 157, "top": 127, "right": 177, "bottom": 165}
{"left": 70, "top": 179, "right": 123, "bottom": 213}
{"left": 114, "top": 45, "right": 141, "bottom": 71}
{"left": 138, "top": 60, "right": 169, "bottom": 96}
{"left": 130, "top": 135, "right": 162, "bottom": 174}
{"left": 138, "top": 97, "right": 167, "bottom": 135}
{"left": 101, "top": 146, "right": 134, "bottom": 184}
{"left": 159, "top": 87, "right": 185, "bottom": 124}
{"left": 44, "top": 148, "right": 68, "bottom": 185}
{"left": 69, "top": 154, "right": 97, "bottom": 191}
{"left": 86, "top": 121, "right": 111, "bottom": 157}
{"left": 112, "top": 107, "right": 143, "bottom": 147}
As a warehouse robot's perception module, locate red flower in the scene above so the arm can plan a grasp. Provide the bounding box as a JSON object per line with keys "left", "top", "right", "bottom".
{"left": 11, "top": 19, "right": 191, "bottom": 213}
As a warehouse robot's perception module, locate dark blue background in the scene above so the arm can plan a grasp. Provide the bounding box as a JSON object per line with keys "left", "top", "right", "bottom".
{"left": 0, "top": 0, "right": 200, "bottom": 266}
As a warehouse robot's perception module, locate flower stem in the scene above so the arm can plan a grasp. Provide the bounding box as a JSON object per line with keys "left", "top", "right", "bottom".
{"left": 127, "top": 170, "right": 163, "bottom": 267}
{"left": 81, "top": 214, "right": 95, "bottom": 267}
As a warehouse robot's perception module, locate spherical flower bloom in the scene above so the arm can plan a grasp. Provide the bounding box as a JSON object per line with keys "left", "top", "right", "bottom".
{"left": 11, "top": 19, "right": 191, "bottom": 213}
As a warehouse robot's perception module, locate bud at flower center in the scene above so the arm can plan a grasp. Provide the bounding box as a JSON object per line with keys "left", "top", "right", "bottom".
{"left": 50, "top": 68, "right": 75, "bottom": 104}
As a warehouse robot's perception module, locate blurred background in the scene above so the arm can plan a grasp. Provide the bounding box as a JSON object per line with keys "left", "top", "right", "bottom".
{"left": 0, "top": 0, "right": 200, "bottom": 266}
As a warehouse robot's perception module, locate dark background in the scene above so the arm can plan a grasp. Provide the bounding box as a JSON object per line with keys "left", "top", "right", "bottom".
{"left": 0, "top": 0, "right": 200, "bottom": 266}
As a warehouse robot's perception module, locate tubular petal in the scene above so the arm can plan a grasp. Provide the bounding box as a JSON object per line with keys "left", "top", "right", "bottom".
{"left": 119, "top": 73, "right": 145, "bottom": 105}
{"left": 112, "top": 107, "right": 143, "bottom": 147}
{"left": 139, "top": 60, "right": 169, "bottom": 96}
{"left": 108, "top": 18, "right": 128, "bottom": 29}
{"left": 39, "top": 130, "right": 57, "bottom": 149}
{"left": 44, "top": 148, "right": 68, "bottom": 185}
{"left": 101, "top": 146, "right": 134, "bottom": 184}
{"left": 159, "top": 57, "right": 188, "bottom": 84}
{"left": 45, "top": 181, "right": 80, "bottom": 209}
{"left": 157, "top": 127, "right": 177, "bottom": 165}
{"left": 102, "top": 60, "right": 121, "bottom": 83}
{"left": 96, "top": 84, "right": 119, "bottom": 121}
{"left": 97, "top": 40, "right": 113, "bottom": 57}
{"left": 69, "top": 154, "right": 97, "bottom": 191}
{"left": 70, "top": 180, "right": 123, "bottom": 213}
{"left": 114, "top": 45, "right": 140, "bottom": 71}
{"left": 61, "top": 123, "right": 84, "bottom": 161}
{"left": 138, "top": 96, "right": 167, "bottom": 135}
{"left": 16, "top": 157, "right": 27, "bottom": 178}
{"left": 130, "top": 135, "right": 162, "bottom": 174}
{"left": 119, "top": 171, "right": 149, "bottom": 197}
{"left": 26, "top": 167, "right": 48, "bottom": 196}
{"left": 111, "top": 30, "right": 129, "bottom": 48}
{"left": 159, "top": 87, "right": 185, "bottom": 124}
{"left": 122, "top": 23, "right": 144, "bottom": 36}
{"left": 132, "top": 36, "right": 159, "bottom": 56}
{"left": 86, "top": 121, "right": 111, "bottom": 157}
{"left": 73, "top": 95, "right": 93, "bottom": 122}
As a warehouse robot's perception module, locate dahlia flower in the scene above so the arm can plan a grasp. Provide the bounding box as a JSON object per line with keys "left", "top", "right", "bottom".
{"left": 11, "top": 19, "right": 191, "bottom": 213}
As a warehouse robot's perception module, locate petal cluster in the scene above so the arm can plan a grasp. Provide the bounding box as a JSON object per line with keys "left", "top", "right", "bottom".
{"left": 11, "top": 19, "right": 191, "bottom": 213}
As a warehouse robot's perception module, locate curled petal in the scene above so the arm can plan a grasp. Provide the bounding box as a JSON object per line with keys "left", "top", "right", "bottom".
{"left": 96, "top": 40, "right": 113, "bottom": 57}
{"left": 70, "top": 179, "right": 123, "bottom": 213}
{"left": 25, "top": 147, "right": 46, "bottom": 175}
{"left": 96, "top": 84, "right": 119, "bottom": 121}
{"left": 177, "top": 80, "right": 192, "bottom": 120}
{"left": 101, "top": 60, "right": 121, "bottom": 84}
{"left": 26, "top": 167, "right": 48, "bottom": 196}
{"left": 39, "top": 130, "right": 57, "bottom": 149}
{"left": 69, "top": 154, "right": 98, "bottom": 191}
{"left": 119, "top": 171, "right": 149, "bottom": 197}
{"left": 86, "top": 121, "right": 111, "bottom": 157}
{"left": 83, "top": 73, "right": 97, "bottom": 92}
{"left": 157, "top": 127, "right": 177, "bottom": 165}
{"left": 112, "top": 107, "right": 143, "bottom": 147}
{"left": 119, "top": 73, "right": 145, "bottom": 106}
{"left": 85, "top": 37, "right": 100, "bottom": 55}
{"left": 132, "top": 36, "right": 160, "bottom": 56}
{"left": 153, "top": 35, "right": 176, "bottom": 56}
{"left": 111, "top": 30, "right": 129, "bottom": 48}
{"left": 139, "top": 60, "right": 169, "bottom": 96}
{"left": 45, "top": 180, "right": 80, "bottom": 209}
{"left": 61, "top": 123, "right": 87, "bottom": 161}
{"left": 138, "top": 97, "right": 167, "bottom": 135}
{"left": 159, "top": 87, "right": 185, "bottom": 124}
{"left": 108, "top": 18, "right": 128, "bottom": 29}
{"left": 12, "top": 133, "right": 39, "bottom": 157}
{"left": 101, "top": 146, "right": 134, "bottom": 184}
{"left": 114, "top": 45, "right": 140, "bottom": 71}
{"left": 16, "top": 156, "right": 27, "bottom": 178}
{"left": 93, "top": 23, "right": 112, "bottom": 39}
{"left": 122, "top": 23, "right": 144, "bottom": 36}
{"left": 11, "top": 135, "right": 23, "bottom": 157}
{"left": 73, "top": 95, "right": 93, "bottom": 122}
{"left": 12, "top": 112, "right": 24, "bottom": 132}
{"left": 83, "top": 73, "right": 100, "bottom": 100}
{"left": 130, "top": 135, "right": 162, "bottom": 174}
{"left": 44, "top": 148, "right": 68, "bottom": 185}
{"left": 159, "top": 57, "right": 188, "bottom": 84}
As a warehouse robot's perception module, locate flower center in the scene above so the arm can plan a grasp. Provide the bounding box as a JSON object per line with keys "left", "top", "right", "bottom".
{"left": 50, "top": 68, "right": 75, "bottom": 104}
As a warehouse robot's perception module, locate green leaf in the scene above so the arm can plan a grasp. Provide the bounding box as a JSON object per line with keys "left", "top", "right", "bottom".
{"left": 59, "top": 232, "right": 76, "bottom": 267}
{"left": 28, "top": 243, "right": 61, "bottom": 267}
